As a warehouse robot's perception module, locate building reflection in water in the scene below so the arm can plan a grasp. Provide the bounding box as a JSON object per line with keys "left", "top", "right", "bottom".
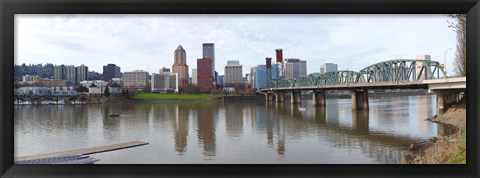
{"left": 196, "top": 105, "right": 216, "bottom": 157}
{"left": 224, "top": 102, "right": 244, "bottom": 138}
{"left": 173, "top": 104, "right": 189, "bottom": 154}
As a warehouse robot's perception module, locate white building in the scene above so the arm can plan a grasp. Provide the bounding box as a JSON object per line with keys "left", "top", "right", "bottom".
{"left": 22, "top": 75, "right": 39, "bottom": 83}
{"left": 416, "top": 55, "right": 431, "bottom": 80}
{"left": 192, "top": 69, "right": 198, "bottom": 85}
{"left": 224, "top": 60, "right": 243, "bottom": 84}
{"left": 151, "top": 72, "right": 178, "bottom": 93}
{"left": 320, "top": 63, "right": 338, "bottom": 74}
{"left": 124, "top": 70, "right": 149, "bottom": 91}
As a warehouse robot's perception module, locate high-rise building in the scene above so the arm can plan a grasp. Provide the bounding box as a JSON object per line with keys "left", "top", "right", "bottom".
{"left": 202, "top": 43, "right": 215, "bottom": 82}
{"left": 103, "top": 64, "right": 121, "bottom": 82}
{"left": 192, "top": 69, "right": 198, "bottom": 85}
{"left": 250, "top": 67, "right": 256, "bottom": 88}
{"left": 77, "top": 64, "right": 89, "bottom": 83}
{"left": 224, "top": 60, "right": 243, "bottom": 84}
{"left": 320, "top": 63, "right": 338, "bottom": 74}
{"left": 218, "top": 75, "right": 225, "bottom": 86}
{"left": 65, "top": 65, "right": 77, "bottom": 84}
{"left": 197, "top": 58, "right": 214, "bottom": 92}
{"left": 284, "top": 58, "right": 307, "bottom": 79}
{"left": 159, "top": 67, "right": 171, "bottom": 74}
{"left": 254, "top": 65, "right": 267, "bottom": 90}
{"left": 54, "top": 65, "right": 66, "bottom": 81}
{"left": 124, "top": 70, "right": 149, "bottom": 91}
{"left": 416, "top": 55, "right": 431, "bottom": 80}
{"left": 172, "top": 45, "right": 189, "bottom": 89}
{"left": 151, "top": 72, "right": 178, "bottom": 93}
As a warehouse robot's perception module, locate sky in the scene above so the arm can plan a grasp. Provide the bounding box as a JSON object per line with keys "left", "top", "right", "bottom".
{"left": 15, "top": 14, "right": 458, "bottom": 76}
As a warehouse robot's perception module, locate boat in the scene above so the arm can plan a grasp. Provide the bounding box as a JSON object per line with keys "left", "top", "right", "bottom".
{"left": 298, "top": 107, "right": 306, "bottom": 111}
{"left": 57, "top": 100, "right": 65, "bottom": 105}
{"left": 109, "top": 113, "right": 120, "bottom": 117}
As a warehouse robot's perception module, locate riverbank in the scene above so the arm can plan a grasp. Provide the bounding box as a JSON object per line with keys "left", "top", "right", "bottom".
{"left": 401, "top": 99, "right": 466, "bottom": 164}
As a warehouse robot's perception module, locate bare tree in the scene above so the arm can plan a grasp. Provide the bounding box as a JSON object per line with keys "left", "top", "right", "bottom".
{"left": 447, "top": 14, "right": 466, "bottom": 77}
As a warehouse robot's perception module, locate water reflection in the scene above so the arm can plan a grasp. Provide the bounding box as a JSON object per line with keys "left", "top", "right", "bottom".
{"left": 15, "top": 96, "right": 448, "bottom": 164}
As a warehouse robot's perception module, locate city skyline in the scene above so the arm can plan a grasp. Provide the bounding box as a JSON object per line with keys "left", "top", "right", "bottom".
{"left": 15, "top": 14, "right": 457, "bottom": 76}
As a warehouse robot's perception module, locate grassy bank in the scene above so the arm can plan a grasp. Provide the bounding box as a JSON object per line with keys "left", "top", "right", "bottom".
{"left": 401, "top": 100, "right": 466, "bottom": 164}
{"left": 132, "top": 93, "right": 223, "bottom": 100}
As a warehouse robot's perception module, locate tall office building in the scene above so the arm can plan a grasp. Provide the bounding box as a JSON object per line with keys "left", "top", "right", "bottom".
{"left": 254, "top": 65, "right": 267, "bottom": 90}
{"left": 65, "top": 65, "right": 77, "bottom": 84}
{"left": 250, "top": 67, "right": 256, "bottom": 88}
{"left": 103, "top": 64, "right": 121, "bottom": 82}
{"left": 172, "top": 45, "right": 189, "bottom": 89}
{"left": 77, "top": 64, "right": 89, "bottom": 83}
{"left": 192, "top": 69, "right": 198, "bottom": 85}
{"left": 416, "top": 55, "right": 432, "bottom": 80}
{"left": 224, "top": 60, "right": 243, "bottom": 84}
{"left": 284, "top": 58, "right": 307, "bottom": 80}
{"left": 320, "top": 63, "right": 338, "bottom": 74}
{"left": 54, "top": 65, "right": 66, "bottom": 81}
{"left": 218, "top": 75, "right": 225, "bottom": 86}
{"left": 197, "top": 58, "right": 214, "bottom": 92}
{"left": 124, "top": 70, "right": 149, "bottom": 90}
{"left": 202, "top": 43, "right": 215, "bottom": 83}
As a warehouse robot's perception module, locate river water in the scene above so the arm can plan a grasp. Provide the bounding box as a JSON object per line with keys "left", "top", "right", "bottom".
{"left": 14, "top": 95, "right": 451, "bottom": 164}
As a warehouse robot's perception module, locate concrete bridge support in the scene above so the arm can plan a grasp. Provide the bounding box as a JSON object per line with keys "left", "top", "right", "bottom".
{"left": 312, "top": 90, "right": 326, "bottom": 106}
{"left": 275, "top": 91, "right": 284, "bottom": 102}
{"left": 351, "top": 90, "right": 369, "bottom": 110}
{"left": 265, "top": 92, "right": 274, "bottom": 103}
{"left": 290, "top": 90, "right": 301, "bottom": 104}
{"left": 432, "top": 89, "right": 465, "bottom": 114}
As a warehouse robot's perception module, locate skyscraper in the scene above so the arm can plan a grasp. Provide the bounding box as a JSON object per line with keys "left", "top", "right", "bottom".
{"left": 202, "top": 43, "right": 215, "bottom": 82}
{"left": 103, "top": 64, "right": 121, "bottom": 82}
{"left": 197, "top": 58, "right": 214, "bottom": 92}
{"left": 159, "top": 67, "right": 171, "bottom": 74}
{"left": 172, "top": 45, "right": 189, "bottom": 89}
{"left": 77, "top": 64, "right": 89, "bottom": 83}
{"left": 224, "top": 60, "right": 243, "bottom": 84}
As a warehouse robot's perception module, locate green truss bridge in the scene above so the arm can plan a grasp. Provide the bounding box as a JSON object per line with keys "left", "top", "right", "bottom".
{"left": 259, "top": 59, "right": 466, "bottom": 114}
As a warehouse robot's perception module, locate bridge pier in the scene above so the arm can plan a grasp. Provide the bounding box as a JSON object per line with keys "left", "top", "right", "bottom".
{"left": 351, "top": 89, "right": 369, "bottom": 110}
{"left": 290, "top": 90, "right": 301, "bottom": 104}
{"left": 265, "top": 92, "right": 274, "bottom": 103}
{"left": 312, "top": 90, "right": 326, "bottom": 106}
{"left": 275, "top": 91, "right": 284, "bottom": 102}
{"left": 431, "top": 89, "right": 465, "bottom": 114}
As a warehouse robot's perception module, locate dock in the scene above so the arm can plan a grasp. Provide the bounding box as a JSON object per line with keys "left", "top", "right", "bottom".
{"left": 15, "top": 141, "right": 148, "bottom": 162}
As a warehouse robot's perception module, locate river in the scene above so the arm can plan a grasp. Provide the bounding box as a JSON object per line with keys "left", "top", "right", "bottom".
{"left": 14, "top": 95, "right": 452, "bottom": 164}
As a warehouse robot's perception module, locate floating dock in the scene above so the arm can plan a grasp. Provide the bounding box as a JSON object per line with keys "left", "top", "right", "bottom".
{"left": 15, "top": 141, "right": 148, "bottom": 162}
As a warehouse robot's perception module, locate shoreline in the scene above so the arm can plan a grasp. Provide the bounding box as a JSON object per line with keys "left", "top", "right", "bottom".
{"left": 400, "top": 99, "right": 466, "bottom": 164}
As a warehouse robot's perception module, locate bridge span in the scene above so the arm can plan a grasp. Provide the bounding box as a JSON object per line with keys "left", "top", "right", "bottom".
{"left": 259, "top": 59, "right": 466, "bottom": 114}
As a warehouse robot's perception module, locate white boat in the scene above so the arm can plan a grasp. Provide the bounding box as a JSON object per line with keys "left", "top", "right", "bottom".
{"left": 57, "top": 100, "right": 65, "bottom": 105}
{"left": 298, "top": 107, "right": 306, "bottom": 111}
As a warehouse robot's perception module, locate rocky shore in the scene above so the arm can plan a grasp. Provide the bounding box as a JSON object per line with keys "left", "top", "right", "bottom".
{"left": 401, "top": 99, "right": 466, "bottom": 164}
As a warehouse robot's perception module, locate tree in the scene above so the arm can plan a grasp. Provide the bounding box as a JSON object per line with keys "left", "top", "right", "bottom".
{"left": 104, "top": 87, "right": 110, "bottom": 97}
{"left": 76, "top": 85, "right": 89, "bottom": 92}
{"left": 448, "top": 14, "right": 466, "bottom": 77}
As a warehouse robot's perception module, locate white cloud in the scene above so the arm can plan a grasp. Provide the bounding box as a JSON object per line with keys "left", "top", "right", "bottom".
{"left": 15, "top": 14, "right": 457, "bottom": 76}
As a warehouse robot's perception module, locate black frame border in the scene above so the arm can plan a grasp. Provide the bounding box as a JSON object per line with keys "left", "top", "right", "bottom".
{"left": 1, "top": 0, "right": 479, "bottom": 177}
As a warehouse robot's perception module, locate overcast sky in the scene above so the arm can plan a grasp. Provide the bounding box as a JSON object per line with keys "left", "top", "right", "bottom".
{"left": 15, "top": 14, "right": 458, "bottom": 76}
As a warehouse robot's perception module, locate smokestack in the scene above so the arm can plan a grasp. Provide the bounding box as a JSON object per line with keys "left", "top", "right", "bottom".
{"left": 266, "top": 57, "right": 272, "bottom": 69}
{"left": 275, "top": 49, "right": 283, "bottom": 63}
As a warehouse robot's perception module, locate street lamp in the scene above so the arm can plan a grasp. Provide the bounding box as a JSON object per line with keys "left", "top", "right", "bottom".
{"left": 444, "top": 48, "right": 452, "bottom": 77}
